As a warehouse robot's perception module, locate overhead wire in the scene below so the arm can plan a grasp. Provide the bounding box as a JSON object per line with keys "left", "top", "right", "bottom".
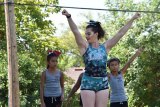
{"left": 0, "top": 2, "right": 160, "bottom": 14}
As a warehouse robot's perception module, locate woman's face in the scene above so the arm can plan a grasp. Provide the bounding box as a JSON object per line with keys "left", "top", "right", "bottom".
{"left": 85, "top": 28, "right": 98, "bottom": 43}
{"left": 48, "top": 57, "right": 58, "bottom": 68}
{"left": 109, "top": 61, "right": 120, "bottom": 72}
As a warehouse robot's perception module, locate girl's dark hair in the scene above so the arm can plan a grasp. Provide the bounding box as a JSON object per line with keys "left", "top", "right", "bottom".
{"left": 46, "top": 50, "right": 61, "bottom": 69}
{"left": 107, "top": 58, "right": 120, "bottom": 67}
{"left": 86, "top": 20, "right": 105, "bottom": 39}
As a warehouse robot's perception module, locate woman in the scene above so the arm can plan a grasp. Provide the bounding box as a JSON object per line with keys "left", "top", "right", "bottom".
{"left": 62, "top": 9, "right": 140, "bottom": 107}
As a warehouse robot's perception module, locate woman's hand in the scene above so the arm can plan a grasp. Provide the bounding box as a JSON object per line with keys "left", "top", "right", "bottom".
{"left": 132, "top": 12, "right": 141, "bottom": 20}
{"left": 62, "top": 9, "right": 71, "bottom": 17}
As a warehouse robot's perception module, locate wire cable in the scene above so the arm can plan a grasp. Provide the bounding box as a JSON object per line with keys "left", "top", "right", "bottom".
{"left": 0, "top": 2, "right": 160, "bottom": 14}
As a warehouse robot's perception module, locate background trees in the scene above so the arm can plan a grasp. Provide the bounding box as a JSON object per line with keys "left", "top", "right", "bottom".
{"left": 0, "top": 0, "right": 159, "bottom": 106}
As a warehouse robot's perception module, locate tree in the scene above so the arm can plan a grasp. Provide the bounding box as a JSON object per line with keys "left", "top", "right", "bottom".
{"left": 0, "top": 0, "right": 69, "bottom": 106}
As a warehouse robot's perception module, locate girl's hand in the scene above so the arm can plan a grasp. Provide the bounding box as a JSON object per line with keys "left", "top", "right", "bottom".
{"left": 62, "top": 9, "right": 71, "bottom": 17}
{"left": 61, "top": 94, "right": 64, "bottom": 101}
{"left": 132, "top": 12, "right": 141, "bottom": 20}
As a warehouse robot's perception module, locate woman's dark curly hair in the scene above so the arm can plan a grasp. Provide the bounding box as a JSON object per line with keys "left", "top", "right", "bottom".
{"left": 86, "top": 20, "right": 105, "bottom": 40}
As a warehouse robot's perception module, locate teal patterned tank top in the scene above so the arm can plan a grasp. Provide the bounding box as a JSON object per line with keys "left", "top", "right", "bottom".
{"left": 83, "top": 44, "right": 107, "bottom": 77}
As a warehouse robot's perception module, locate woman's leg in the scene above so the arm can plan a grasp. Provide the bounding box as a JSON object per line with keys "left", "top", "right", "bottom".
{"left": 95, "top": 89, "right": 109, "bottom": 107}
{"left": 81, "top": 90, "right": 95, "bottom": 107}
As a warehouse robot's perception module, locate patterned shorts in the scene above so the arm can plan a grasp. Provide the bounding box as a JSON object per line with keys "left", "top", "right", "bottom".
{"left": 81, "top": 74, "right": 109, "bottom": 92}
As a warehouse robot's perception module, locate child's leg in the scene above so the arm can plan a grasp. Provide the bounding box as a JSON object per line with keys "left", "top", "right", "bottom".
{"left": 95, "top": 89, "right": 109, "bottom": 107}
{"left": 56, "top": 104, "right": 61, "bottom": 107}
{"left": 55, "top": 96, "right": 62, "bottom": 107}
{"left": 81, "top": 90, "right": 95, "bottom": 107}
{"left": 123, "top": 101, "right": 128, "bottom": 107}
{"left": 110, "top": 102, "right": 128, "bottom": 107}
{"left": 56, "top": 102, "right": 62, "bottom": 107}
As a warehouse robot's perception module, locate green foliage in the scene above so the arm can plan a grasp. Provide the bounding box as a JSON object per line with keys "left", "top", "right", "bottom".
{"left": 0, "top": 51, "right": 8, "bottom": 106}
{"left": 0, "top": 0, "right": 67, "bottom": 106}
{"left": 59, "top": 30, "right": 84, "bottom": 68}
{"left": 18, "top": 54, "right": 41, "bottom": 106}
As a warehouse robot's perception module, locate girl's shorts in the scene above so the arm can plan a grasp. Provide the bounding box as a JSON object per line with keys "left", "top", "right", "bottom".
{"left": 44, "top": 96, "right": 62, "bottom": 107}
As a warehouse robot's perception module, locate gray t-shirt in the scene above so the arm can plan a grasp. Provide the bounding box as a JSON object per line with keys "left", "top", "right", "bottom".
{"left": 109, "top": 72, "right": 127, "bottom": 102}
{"left": 44, "top": 69, "right": 62, "bottom": 97}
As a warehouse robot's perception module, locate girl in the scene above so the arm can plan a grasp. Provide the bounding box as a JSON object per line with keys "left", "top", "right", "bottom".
{"left": 62, "top": 9, "right": 140, "bottom": 107}
{"left": 40, "top": 50, "right": 64, "bottom": 107}
{"left": 108, "top": 47, "right": 144, "bottom": 107}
